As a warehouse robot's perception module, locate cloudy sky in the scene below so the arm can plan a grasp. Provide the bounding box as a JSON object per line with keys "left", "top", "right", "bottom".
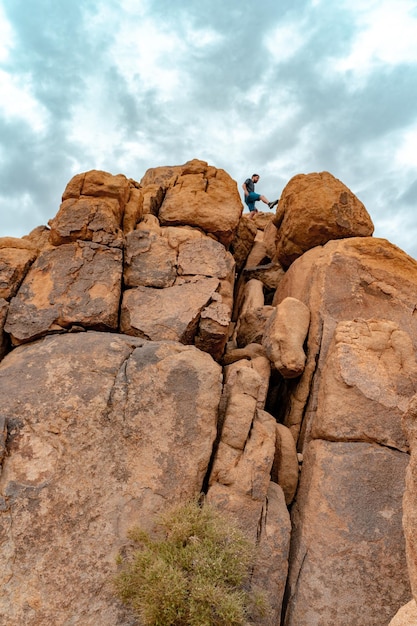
{"left": 1, "top": 0, "right": 417, "bottom": 258}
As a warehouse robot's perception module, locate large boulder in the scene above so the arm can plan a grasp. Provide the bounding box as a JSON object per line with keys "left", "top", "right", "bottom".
{"left": 273, "top": 238, "right": 417, "bottom": 443}
{"left": 273, "top": 237, "right": 417, "bottom": 624}
{"left": 158, "top": 160, "right": 242, "bottom": 245}
{"left": 124, "top": 228, "right": 177, "bottom": 288}
{"left": 50, "top": 170, "right": 132, "bottom": 247}
{"left": 120, "top": 278, "right": 219, "bottom": 343}
{"left": 0, "top": 332, "right": 222, "bottom": 625}
{"left": 0, "top": 238, "right": 38, "bottom": 300}
{"left": 273, "top": 171, "right": 374, "bottom": 267}
{"left": 283, "top": 440, "right": 410, "bottom": 626}
{"left": 5, "top": 242, "right": 122, "bottom": 345}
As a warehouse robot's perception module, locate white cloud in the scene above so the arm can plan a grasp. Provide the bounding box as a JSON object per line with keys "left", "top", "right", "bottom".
{"left": 0, "top": 70, "right": 49, "bottom": 133}
{"left": 264, "top": 20, "right": 311, "bottom": 64}
{"left": 394, "top": 123, "right": 417, "bottom": 170}
{"left": 329, "top": 0, "right": 417, "bottom": 78}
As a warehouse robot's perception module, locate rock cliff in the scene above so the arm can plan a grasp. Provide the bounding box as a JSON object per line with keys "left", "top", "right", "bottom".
{"left": 0, "top": 160, "right": 416, "bottom": 625}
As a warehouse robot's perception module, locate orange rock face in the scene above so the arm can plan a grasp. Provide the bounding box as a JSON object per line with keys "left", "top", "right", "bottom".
{"left": 274, "top": 171, "right": 374, "bottom": 267}
{"left": 2, "top": 163, "right": 417, "bottom": 625}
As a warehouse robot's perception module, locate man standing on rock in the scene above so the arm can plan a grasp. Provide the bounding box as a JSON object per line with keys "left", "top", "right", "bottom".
{"left": 242, "top": 174, "right": 278, "bottom": 218}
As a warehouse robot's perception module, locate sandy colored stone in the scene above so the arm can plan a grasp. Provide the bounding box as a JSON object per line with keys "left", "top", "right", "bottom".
{"left": 177, "top": 237, "right": 235, "bottom": 280}
{"left": 0, "top": 298, "right": 9, "bottom": 360}
{"left": 159, "top": 163, "right": 242, "bottom": 245}
{"left": 402, "top": 394, "right": 417, "bottom": 602}
{"left": 250, "top": 211, "right": 274, "bottom": 230}
{"left": 141, "top": 183, "right": 166, "bottom": 215}
{"left": 223, "top": 342, "right": 266, "bottom": 365}
{"left": 229, "top": 215, "right": 258, "bottom": 271}
{"left": 245, "top": 236, "right": 269, "bottom": 268}
{"left": 120, "top": 277, "right": 219, "bottom": 343}
{"left": 283, "top": 439, "right": 410, "bottom": 626}
{"left": 140, "top": 163, "right": 182, "bottom": 187}
{"left": 274, "top": 171, "right": 374, "bottom": 267}
{"left": 161, "top": 224, "right": 205, "bottom": 249}
{"left": 136, "top": 213, "right": 162, "bottom": 235}
{"left": 272, "top": 423, "right": 299, "bottom": 505}
{"left": 243, "top": 261, "right": 285, "bottom": 291}
{"left": 49, "top": 196, "right": 124, "bottom": 247}
{"left": 195, "top": 301, "right": 231, "bottom": 361}
{"left": 218, "top": 365, "right": 263, "bottom": 452}
{"left": 263, "top": 297, "right": 310, "bottom": 378}
{"left": 23, "top": 226, "right": 52, "bottom": 251}
{"left": 207, "top": 409, "right": 277, "bottom": 542}
{"left": 71, "top": 170, "right": 131, "bottom": 206}
{"left": 124, "top": 229, "right": 177, "bottom": 288}
{"left": 0, "top": 236, "right": 38, "bottom": 251}
{"left": 263, "top": 220, "right": 279, "bottom": 259}
{"left": 389, "top": 600, "right": 417, "bottom": 626}
{"left": 236, "top": 306, "right": 274, "bottom": 348}
{"left": 122, "top": 186, "right": 144, "bottom": 233}
{"left": 251, "top": 482, "right": 291, "bottom": 626}
{"left": 5, "top": 242, "right": 122, "bottom": 345}
{"left": 273, "top": 237, "right": 417, "bottom": 444}
{"left": 0, "top": 332, "right": 221, "bottom": 626}
{"left": 0, "top": 245, "right": 37, "bottom": 300}
{"left": 311, "top": 318, "right": 416, "bottom": 450}
{"left": 237, "top": 278, "right": 265, "bottom": 318}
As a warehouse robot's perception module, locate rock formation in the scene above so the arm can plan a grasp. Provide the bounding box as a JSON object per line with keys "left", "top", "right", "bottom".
{"left": 1, "top": 161, "right": 417, "bottom": 625}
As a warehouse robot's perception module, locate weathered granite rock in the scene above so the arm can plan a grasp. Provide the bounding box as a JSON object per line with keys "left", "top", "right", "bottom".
{"left": 158, "top": 161, "right": 242, "bottom": 245}
{"left": 273, "top": 171, "right": 374, "bottom": 267}
{"left": 0, "top": 239, "right": 38, "bottom": 300}
{"left": 229, "top": 215, "right": 258, "bottom": 271}
{"left": 52, "top": 170, "right": 133, "bottom": 247}
{"left": 195, "top": 301, "right": 231, "bottom": 360}
{"left": 62, "top": 169, "right": 131, "bottom": 209}
{"left": 236, "top": 278, "right": 265, "bottom": 319}
{"left": 250, "top": 211, "right": 274, "bottom": 230}
{"left": 263, "top": 220, "right": 279, "bottom": 260}
{"left": 402, "top": 394, "right": 417, "bottom": 603}
{"left": 207, "top": 407, "right": 277, "bottom": 542}
{"left": 23, "top": 226, "right": 52, "bottom": 251}
{"left": 389, "top": 600, "right": 417, "bottom": 626}
{"left": 251, "top": 482, "right": 291, "bottom": 626}
{"left": 223, "top": 342, "right": 266, "bottom": 365}
{"left": 236, "top": 306, "right": 274, "bottom": 348}
{"left": 272, "top": 423, "right": 299, "bottom": 505}
{"left": 263, "top": 297, "right": 310, "bottom": 379}
{"left": 124, "top": 229, "right": 177, "bottom": 288}
{"left": 311, "top": 318, "right": 416, "bottom": 451}
{"left": 122, "top": 186, "right": 144, "bottom": 233}
{"left": 5, "top": 242, "right": 122, "bottom": 345}
{"left": 0, "top": 298, "right": 9, "bottom": 360}
{"left": 0, "top": 332, "right": 222, "bottom": 625}
{"left": 120, "top": 277, "right": 219, "bottom": 343}
{"left": 243, "top": 261, "right": 285, "bottom": 291}
{"left": 49, "top": 196, "right": 125, "bottom": 248}
{"left": 245, "top": 234, "right": 269, "bottom": 268}
{"left": 140, "top": 163, "right": 182, "bottom": 187}
{"left": 177, "top": 237, "right": 235, "bottom": 280}
{"left": 273, "top": 238, "right": 417, "bottom": 444}
{"left": 161, "top": 224, "right": 206, "bottom": 248}
{"left": 283, "top": 439, "right": 410, "bottom": 626}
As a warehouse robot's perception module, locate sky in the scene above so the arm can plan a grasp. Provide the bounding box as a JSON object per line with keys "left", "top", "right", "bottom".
{"left": 1, "top": 0, "right": 417, "bottom": 259}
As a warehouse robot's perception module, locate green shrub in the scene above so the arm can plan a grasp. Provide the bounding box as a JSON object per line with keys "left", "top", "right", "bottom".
{"left": 114, "top": 498, "right": 267, "bottom": 625}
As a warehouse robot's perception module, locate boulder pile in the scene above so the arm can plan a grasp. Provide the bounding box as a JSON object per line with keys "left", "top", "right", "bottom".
{"left": 1, "top": 161, "right": 417, "bottom": 625}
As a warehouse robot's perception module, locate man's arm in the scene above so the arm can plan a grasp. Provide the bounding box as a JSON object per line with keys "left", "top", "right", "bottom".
{"left": 242, "top": 181, "right": 249, "bottom": 196}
